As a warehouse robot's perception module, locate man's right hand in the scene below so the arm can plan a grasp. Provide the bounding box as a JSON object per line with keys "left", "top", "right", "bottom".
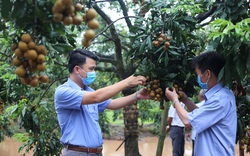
{"left": 124, "top": 75, "right": 147, "bottom": 88}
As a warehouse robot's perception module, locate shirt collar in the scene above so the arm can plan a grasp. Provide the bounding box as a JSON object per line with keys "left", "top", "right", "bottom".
{"left": 67, "top": 78, "right": 93, "bottom": 91}
{"left": 67, "top": 78, "right": 82, "bottom": 91}
{"left": 204, "top": 82, "right": 223, "bottom": 101}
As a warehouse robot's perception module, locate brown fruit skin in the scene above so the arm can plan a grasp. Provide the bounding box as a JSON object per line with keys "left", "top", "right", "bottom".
{"left": 82, "top": 39, "right": 91, "bottom": 48}
{"left": 36, "top": 63, "right": 46, "bottom": 71}
{"left": 75, "top": 3, "right": 83, "bottom": 11}
{"left": 82, "top": 14, "right": 88, "bottom": 23}
{"left": 86, "top": 8, "right": 97, "bottom": 20}
{"left": 11, "top": 44, "right": 17, "bottom": 51}
{"left": 53, "top": 13, "right": 63, "bottom": 22}
{"left": 28, "top": 41, "right": 36, "bottom": 49}
{"left": 165, "top": 41, "right": 170, "bottom": 47}
{"left": 73, "top": 16, "right": 83, "bottom": 25}
{"left": 12, "top": 57, "right": 22, "bottom": 67}
{"left": 166, "top": 36, "right": 171, "bottom": 41}
{"left": 18, "top": 41, "right": 28, "bottom": 52}
{"left": 158, "top": 37, "right": 164, "bottom": 42}
{"left": 39, "top": 75, "right": 49, "bottom": 83}
{"left": 61, "top": 0, "right": 73, "bottom": 5}
{"left": 29, "top": 77, "right": 39, "bottom": 87}
{"left": 52, "top": 0, "right": 66, "bottom": 13}
{"left": 84, "top": 29, "right": 95, "bottom": 40}
{"left": 37, "top": 54, "right": 46, "bottom": 63}
{"left": 21, "top": 77, "right": 31, "bottom": 85}
{"left": 14, "top": 48, "right": 24, "bottom": 58}
{"left": 87, "top": 19, "right": 99, "bottom": 29}
{"left": 63, "top": 16, "right": 73, "bottom": 25}
{"left": 36, "top": 45, "right": 47, "bottom": 55}
{"left": 26, "top": 50, "right": 38, "bottom": 60}
{"left": 15, "top": 66, "right": 26, "bottom": 77}
{"left": 21, "top": 34, "right": 32, "bottom": 43}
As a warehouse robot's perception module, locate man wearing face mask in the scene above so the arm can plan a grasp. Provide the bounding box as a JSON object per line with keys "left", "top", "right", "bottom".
{"left": 165, "top": 51, "right": 237, "bottom": 156}
{"left": 54, "top": 49, "right": 150, "bottom": 156}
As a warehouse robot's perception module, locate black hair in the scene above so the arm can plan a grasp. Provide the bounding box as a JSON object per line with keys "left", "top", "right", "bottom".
{"left": 68, "top": 49, "right": 100, "bottom": 73}
{"left": 192, "top": 51, "right": 226, "bottom": 77}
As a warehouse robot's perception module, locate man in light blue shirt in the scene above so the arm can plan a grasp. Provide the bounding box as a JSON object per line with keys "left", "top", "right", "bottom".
{"left": 165, "top": 51, "right": 237, "bottom": 156}
{"left": 54, "top": 49, "right": 150, "bottom": 156}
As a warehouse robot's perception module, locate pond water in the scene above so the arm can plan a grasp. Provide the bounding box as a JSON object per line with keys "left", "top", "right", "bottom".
{"left": 0, "top": 137, "right": 244, "bottom": 156}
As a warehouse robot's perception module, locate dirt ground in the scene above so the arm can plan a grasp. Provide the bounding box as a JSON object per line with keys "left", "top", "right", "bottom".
{"left": 103, "top": 124, "right": 156, "bottom": 140}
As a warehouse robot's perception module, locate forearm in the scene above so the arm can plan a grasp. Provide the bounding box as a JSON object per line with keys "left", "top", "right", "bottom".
{"left": 82, "top": 79, "right": 129, "bottom": 104}
{"left": 181, "top": 98, "right": 198, "bottom": 111}
{"left": 173, "top": 100, "right": 191, "bottom": 127}
{"left": 107, "top": 93, "right": 138, "bottom": 110}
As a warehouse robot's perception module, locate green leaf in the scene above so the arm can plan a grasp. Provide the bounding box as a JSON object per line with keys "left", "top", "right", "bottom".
{"left": 147, "top": 36, "right": 152, "bottom": 50}
{"left": 12, "top": 0, "right": 27, "bottom": 18}
{"left": 0, "top": 0, "right": 12, "bottom": 20}
{"left": 51, "top": 43, "right": 74, "bottom": 54}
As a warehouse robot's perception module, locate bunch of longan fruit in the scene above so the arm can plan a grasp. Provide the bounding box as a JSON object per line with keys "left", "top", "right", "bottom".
{"left": 52, "top": 0, "right": 84, "bottom": 25}
{"left": 239, "top": 127, "right": 250, "bottom": 153}
{"left": 143, "top": 77, "right": 164, "bottom": 102}
{"left": 170, "top": 83, "right": 184, "bottom": 100}
{"left": 82, "top": 8, "right": 100, "bottom": 48}
{"left": 11, "top": 33, "right": 49, "bottom": 87}
{"left": 152, "top": 33, "right": 171, "bottom": 50}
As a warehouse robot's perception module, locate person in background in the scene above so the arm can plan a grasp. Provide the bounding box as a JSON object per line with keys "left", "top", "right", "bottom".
{"left": 54, "top": 49, "right": 150, "bottom": 156}
{"left": 166, "top": 102, "right": 186, "bottom": 156}
{"left": 165, "top": 51, "right": 237, "bottom": 156}
{"left": 196, "top": 89, "right": 207, "bottom": 107}
{"left": 191, "top": 89, "right": 207, "bottom": 156}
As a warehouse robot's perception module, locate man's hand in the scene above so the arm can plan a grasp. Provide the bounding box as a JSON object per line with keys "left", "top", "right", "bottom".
{"left": 125, "top": 75, "right": 147, "bottom": 88}
{"left": 136, "top": 88, "right": 151, "bottom": 100}
{"left": 165, "top": 87, "right": 179, "bottom": 102}
{"left": 166, "top": 125, "right": 170, "bottom": 133}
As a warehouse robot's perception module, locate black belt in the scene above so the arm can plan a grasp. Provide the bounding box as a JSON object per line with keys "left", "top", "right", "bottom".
{"left": 171, "top": 125, "right": 184, "bottom": 128}
{"left": 64, "top": 144, "right": 103, "bottom": 153}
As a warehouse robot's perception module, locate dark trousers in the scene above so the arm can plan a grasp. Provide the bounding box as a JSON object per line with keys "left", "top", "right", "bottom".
{"left": 62, "top": 148, "right": 102, "bottom": 156}
{"left": 170, "top": 126, "right": 185, "bottom": 156}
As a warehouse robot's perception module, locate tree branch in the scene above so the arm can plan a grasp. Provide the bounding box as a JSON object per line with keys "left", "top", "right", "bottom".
{"left": 118, "top": 0, "right": 132, "bottom": 29}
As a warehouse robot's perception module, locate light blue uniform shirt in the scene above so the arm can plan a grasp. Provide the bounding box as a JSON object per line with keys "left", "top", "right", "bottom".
{"left": 54, "top": 78, "right": 111, "bottom": 148}
{"left": 187, "top": 83, "right": 237, "bottom": 156}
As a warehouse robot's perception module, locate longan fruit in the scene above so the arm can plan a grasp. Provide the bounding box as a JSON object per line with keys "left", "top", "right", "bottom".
{"left": 86, "top": 8, "right": 97, "bottom": 20}
{"left": 18, "top": 41, "right": 28, "bottom": 52}
{"left": 14, "top": 48, "right": 24, "bottom": 58}
{"left": 21, "top": 34, "right": 32, "bottom": 43}
{"left": 63, "top": 16, "right": 73, "bottom": 25}
{"left": 53, "top": 13, "right": 63, "bottom": 22}
{"left": 12, "top": 57, "right": 22, "bottom": 66}
{"left": 73, "top": 16, "right": 83, "bottom": 25}
{"left": 26, "top": 50, "right": 38, "bottom": 60}
{"left": 29, "top": 77, "right": 39, "bottom": 87}
{"left": 39, "top": 75, "right": 49, "bottom": 83}
{"left": 87, "top": 19, "right": 99, "bottom": 29}
{"left": 37, "top": 54, "right": 46, "bottom": 63}
{"left": 15, "top": 66, "right": 26, "bottom": 77}
{"left": 28, "top": 41, "right": 36, "bottom": 49}
{"left": 36, "top": 63, "right": 46, "bottom": 71}
{"left": 75, "top": 3, "right": 83, "bottom": 11}
{"left": 84, "top": 29, "right": 95, "bottom": 40}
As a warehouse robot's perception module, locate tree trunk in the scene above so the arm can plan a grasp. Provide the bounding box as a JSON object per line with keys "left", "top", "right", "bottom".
{"left": 123, "top": 100, "right": 141, "bottom": 156}
{"left": 156, "top": 101, "right": 169, "bottom": 156}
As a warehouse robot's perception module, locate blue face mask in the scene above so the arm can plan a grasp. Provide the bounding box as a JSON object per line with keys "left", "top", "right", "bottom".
{"left": 78, "top": 68, "right": 96, "bottom": 85}
{"left": 197, "top": 71, "right": 209, "bottom": 89}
